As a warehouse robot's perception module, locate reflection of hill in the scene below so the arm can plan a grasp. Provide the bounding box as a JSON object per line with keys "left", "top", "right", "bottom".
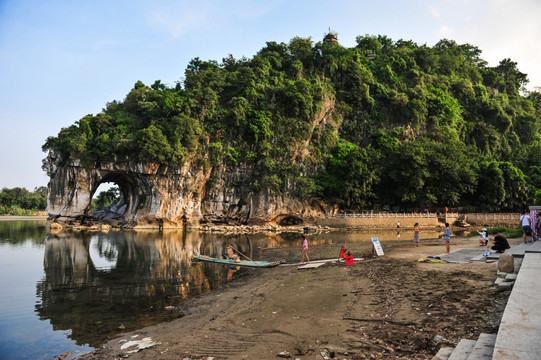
{"left": 35, "top": 230, "right": 263, "bottom": 347}
{"left": 32, "top": 228, "right": 448, "bottom": 348}
{"left": 0, "top": 220, "right": 47, "bottom": 245}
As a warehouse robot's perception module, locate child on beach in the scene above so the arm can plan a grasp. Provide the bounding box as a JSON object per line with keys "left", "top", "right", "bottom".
{"left": 478, "top": 227, "right": 488, "bottom": 246}
{"left": 443, "top": 222, "right": 451, "bottom": 253}
{"left": 301, "top": 235, "right": 310, "bottom": 264}
{"left": 413, "top": 223, "right": 420, "bottom": 247}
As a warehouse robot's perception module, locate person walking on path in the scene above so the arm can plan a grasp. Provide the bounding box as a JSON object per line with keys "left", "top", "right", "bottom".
{"left": 301, "top": 235, "right": 310, "bottom": 264}
{"left": 443, "top": 222, "right": 451, "bottom": 253}
{"left": 520, "top": 211, "right": 531, "bottom": 243}
{"left": 413, "top": 223, "right": 420, "bottom": 247}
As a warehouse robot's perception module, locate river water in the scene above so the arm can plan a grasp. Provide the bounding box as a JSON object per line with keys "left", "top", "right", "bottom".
{"left": 0, "top": 219, "right": 445, "bottom": 359}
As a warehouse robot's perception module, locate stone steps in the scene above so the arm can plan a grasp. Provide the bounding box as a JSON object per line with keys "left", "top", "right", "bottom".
{"left": 492, "top": 252, "right": 541, "bottom": 358}
{"left": 435, "top": 250, "right": 541, "bottom": 359}
{"left": 525, "top": 240, "right": 541, "bottom": 253}
{"left": 432, "top": 333, "right": 497, "bottom": 360}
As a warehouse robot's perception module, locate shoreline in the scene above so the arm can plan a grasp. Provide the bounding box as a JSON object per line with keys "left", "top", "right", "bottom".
{"left": 79, "top": 235, "right": 515, "bottom": 360}
{"left": 0, "top": 215, "right": 48, "bottom": 221}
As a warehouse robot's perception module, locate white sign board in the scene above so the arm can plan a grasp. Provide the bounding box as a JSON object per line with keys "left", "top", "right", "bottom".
{"left": 371, "top": 237, "right": 384, "bottom": 256}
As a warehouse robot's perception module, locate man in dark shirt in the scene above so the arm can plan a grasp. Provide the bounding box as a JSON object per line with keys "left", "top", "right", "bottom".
{"left": 491, "top": 231, "right": 510, "bottom": 253}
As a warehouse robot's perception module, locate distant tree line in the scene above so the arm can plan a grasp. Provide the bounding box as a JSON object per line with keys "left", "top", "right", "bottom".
{"left": 91, "top": 187, "right": 120, "bottom": 211}
{"left": 42, "top": 33, "right": 541, "bottom": 212}
{"left": 0, "top": 185, "right": 122, "bottom": 215}
{"left": 0, "top": 187, "right": 47, "bottom": 215}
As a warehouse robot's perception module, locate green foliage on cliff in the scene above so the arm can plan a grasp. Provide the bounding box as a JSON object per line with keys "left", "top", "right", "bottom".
{"left": 43, "top": 34, "right": 541, "bottom": 212}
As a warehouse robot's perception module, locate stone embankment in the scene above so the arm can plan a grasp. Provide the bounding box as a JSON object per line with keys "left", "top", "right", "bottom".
{"left": 316, "top": 212, "right": 521, "bottom": 230}
{"left": 464, "top": 213, "right": 520, "bottom": 227}
{"left": 48, "top": 211, "right": 521, "bottom": 233}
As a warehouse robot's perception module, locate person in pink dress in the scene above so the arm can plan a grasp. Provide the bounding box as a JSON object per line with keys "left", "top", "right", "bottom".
{"left": 301, "top": 235, "right": 310, "bottom": 264}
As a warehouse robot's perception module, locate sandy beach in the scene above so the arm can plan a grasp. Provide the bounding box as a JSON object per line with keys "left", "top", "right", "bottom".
{"left": 76, "top": 232, "right": 519, "bottom": 360}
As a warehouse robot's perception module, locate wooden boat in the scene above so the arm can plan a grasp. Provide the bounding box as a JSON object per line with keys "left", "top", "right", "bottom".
{"left": 192, "top": 254, "right": 281, "bottom": 268}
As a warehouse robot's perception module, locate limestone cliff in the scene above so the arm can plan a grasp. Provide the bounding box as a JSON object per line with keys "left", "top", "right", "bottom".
{"left": 45, "top": 149, "right": 210, "bottom": 228}
{"left": 45, "top": 97, "right": 335, "bottom": 229}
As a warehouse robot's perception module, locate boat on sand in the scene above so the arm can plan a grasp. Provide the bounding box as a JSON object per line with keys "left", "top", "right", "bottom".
{"left": 192, "top": 254, "right": 281, "bottom": 268}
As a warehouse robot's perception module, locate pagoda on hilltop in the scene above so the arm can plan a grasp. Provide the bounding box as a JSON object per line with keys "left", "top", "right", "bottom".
{"left": 323, "top": 30, "right": 338, "bottom": 45}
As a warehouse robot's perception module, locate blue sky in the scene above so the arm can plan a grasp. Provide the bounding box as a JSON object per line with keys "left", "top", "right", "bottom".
{"left": 1, "top": 0, "right": 540, "bottom": 191}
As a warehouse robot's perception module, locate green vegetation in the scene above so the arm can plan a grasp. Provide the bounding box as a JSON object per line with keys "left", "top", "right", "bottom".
{"left": 42, "top": 34, "right": 541, "bottom": 212}
{"left": 466, "top": 226, "right": 522, "bottom": 239}
{"left": 0, "top": 187, "right": 47, "bottom": 215}
{"left": 91, "top": 187, "right": 120, "bottom": 211}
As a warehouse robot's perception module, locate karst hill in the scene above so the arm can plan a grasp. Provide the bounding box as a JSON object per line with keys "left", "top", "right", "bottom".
{"left": 42, "top": 33, "right": 541, "bottom": 228}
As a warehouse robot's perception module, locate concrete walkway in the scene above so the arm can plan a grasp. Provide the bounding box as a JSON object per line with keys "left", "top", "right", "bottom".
{"left": 432, "top": 242, "right": 541, "bottom": 359}
{"left": 486, "top": 241, "right": 541, "bottom": 260}
{"left": 492, "top": 252, "right": 541, "bottom": 359}
{"left": 435, "top": 241, "right": 541, "bottom": 264}
{"left": 436, "top": 248, "right": 490, "bottom": 263}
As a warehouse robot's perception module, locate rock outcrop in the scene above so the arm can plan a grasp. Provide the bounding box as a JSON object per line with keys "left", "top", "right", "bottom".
{"left": 45, "top": 150, "right": 324, "bottom": 229}
{"left": 45, "top": 149, "right": 210, "bottom": 228}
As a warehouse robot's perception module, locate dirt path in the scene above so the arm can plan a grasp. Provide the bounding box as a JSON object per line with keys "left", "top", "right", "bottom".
{"left": 81, "top": 235, "right": 515, "bottom": 360}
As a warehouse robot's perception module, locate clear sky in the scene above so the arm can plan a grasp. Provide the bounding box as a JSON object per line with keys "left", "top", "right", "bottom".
{"left": 1, "top": 0, "right": 540, "bottom": 191}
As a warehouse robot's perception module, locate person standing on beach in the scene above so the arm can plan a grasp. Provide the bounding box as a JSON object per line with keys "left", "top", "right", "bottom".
{"left": 301, "top": 235, "right": 310, "bottom": 264}
{"left": 413, "top": 223, "right": 420, "bottom": 247}
{"left": 520, "top": 211, "right": 531, "bottom": 243}
{"left": 443, "top": 222, "right": 451, "bottom": 253}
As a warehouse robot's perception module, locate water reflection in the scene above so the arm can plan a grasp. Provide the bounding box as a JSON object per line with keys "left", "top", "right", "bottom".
{"left": 35, "top": 230, "right": 303, "bottom": 347}
{"left": 0, "top": 220, "right": 47, "bottom": 245}
{"left": 0, "top": 221, "right": 449, "bottom": 358}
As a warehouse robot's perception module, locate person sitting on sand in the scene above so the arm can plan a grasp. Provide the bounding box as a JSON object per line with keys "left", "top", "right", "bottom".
{"left": 490, "top": 231, "right": 510, "bottom": 253}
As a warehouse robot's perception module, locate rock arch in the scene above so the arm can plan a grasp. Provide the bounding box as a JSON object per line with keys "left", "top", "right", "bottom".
{"left": 45, "top": 150, "right": 209, "bottom": 228}
{"left": 89, "top": 172, "right": 140, "bottom": 223}
{"left": 44, "top": 149, "right": 324, "bottom": 229}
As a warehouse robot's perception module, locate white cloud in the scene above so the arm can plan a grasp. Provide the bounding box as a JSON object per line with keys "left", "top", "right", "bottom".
{"left": 146, "top": 1, "right": 283, "bottom": 39}
{"left": 439, "top": 0, "right": 541, "bottom": 89}
{"left": 429, "top": 5, "right": 440, "bottom": 18}
{"left": 438, "top": 25, "right": 455, "bottom": 38}
{"left": 148, "top": 3, "right": 215, "bottom": 38}
{"left": 234, "top": 0, "right": 284, "bottom": 19}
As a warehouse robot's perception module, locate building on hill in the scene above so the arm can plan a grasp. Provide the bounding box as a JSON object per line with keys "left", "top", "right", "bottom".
{"left": 324, "top": 32, "right": 338, "bottom": 45}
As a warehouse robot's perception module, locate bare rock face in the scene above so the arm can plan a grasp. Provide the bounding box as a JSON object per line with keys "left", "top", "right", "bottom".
{"left": 45, "top": 150, "right": 210, "bottom": 229}
{"left": 45, "top": 151, "right": 322, "bottom": 228}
